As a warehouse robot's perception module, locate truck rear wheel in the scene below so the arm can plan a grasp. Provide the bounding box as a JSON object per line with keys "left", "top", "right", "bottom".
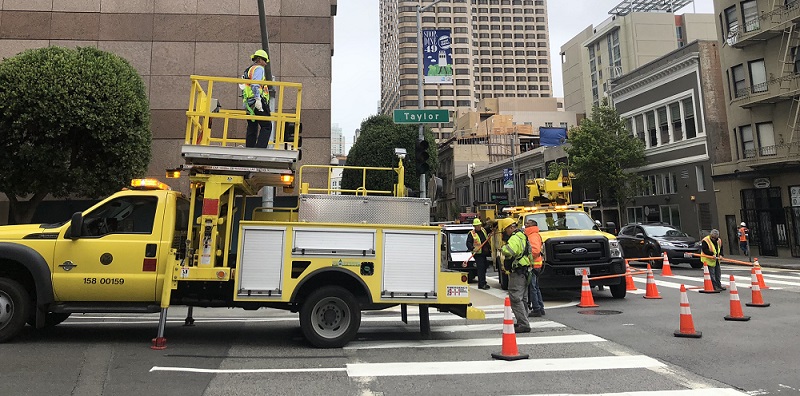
{"left": 610, "top": 280, "right": 627, "bottom": 299}
{"left": 300, "top": 286, "right": 361, "bottom": 348}
{"left": 0, "top": 278, "right": 31, "bottom": 343}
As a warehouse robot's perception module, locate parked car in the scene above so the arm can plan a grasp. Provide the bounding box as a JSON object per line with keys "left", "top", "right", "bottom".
{"left": 616, "top": 223, "right": 703, "bottom": 268}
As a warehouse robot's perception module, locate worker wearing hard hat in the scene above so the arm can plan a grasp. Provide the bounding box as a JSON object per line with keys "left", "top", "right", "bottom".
{"left": 466, "top": 218, "right": 491, "bottom": 290}
{"left": 737, "top": 222, "right": 750, "bottom": 260}
{"left": 242, "top": 49, "right": 272, "bottom": 148}
{"left": 497, "top": 217, "right": 532, "bottom": 333}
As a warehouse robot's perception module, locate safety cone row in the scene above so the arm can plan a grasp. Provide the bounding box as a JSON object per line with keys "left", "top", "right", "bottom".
{"left": 753, "top": 259, "right": 769, "bottom": 289}
{"left": 491, "top": 296, "right": 529, "bottom": 361}
{"left": 746, "top": 267, "right": 771, "bottom": 308}
{"left": 674, "top": 284, "right": 702, "bottom": 338}
{"left": 625, "top": 264, "right": 637, "bottom": 291}
{"left": 576, "top": 269, "right": 599, "bottom": 308}
{"left": 698, "top": 263, "right": 721, "bottom": 294}
{"left": 661, "top": 252, "right": 674, "bottom": 276}
{"left": 724, "top": 275, "right": 750, "bottom": 321}
{"left": 643, "top": 264, "right": 662, "bottom": 299}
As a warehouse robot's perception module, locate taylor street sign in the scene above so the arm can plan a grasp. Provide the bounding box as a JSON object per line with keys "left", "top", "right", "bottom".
{"left": 393, "top": 109, "right": 450, "bottom": 124}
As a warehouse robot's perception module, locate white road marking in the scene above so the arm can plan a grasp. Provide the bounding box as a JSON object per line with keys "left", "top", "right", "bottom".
{"left": 150, "top": 366, "right": 346, "bottom": 374}
{"left": 358, "top": 321, "right": 565, "bottom": 334}
{"left": 345, "top": 355, "right": 665, "bottom": 377}
{"left": 344, "top": 334, "right": 605, "bottom": 350}
{"left": 515, "top": 388, "right": 748, "bottom": 396}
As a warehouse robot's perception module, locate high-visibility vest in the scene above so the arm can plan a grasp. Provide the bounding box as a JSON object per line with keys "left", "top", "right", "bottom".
{"left": 242, "top": 64, "right": 270, "bottom": 102}
{"left": 469, "top": 228, "right": 487, "bottom": 254}
{"left": 701, "top": 236, "right": 721, "bottom": 267}
{"left": 501, "top": 231, "right": 531, "bottom": 268}
{"left": 738, "top": 227, "right": 748, "bottom": 242}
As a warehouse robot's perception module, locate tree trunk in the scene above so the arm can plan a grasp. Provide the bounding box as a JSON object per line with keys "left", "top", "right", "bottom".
{"left": 7, "top": 191, "right": 48, "bottom": 224}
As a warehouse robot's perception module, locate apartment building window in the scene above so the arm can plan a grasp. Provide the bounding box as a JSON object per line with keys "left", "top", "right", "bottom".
{"left": 740, "top": 125, "right": 755, "bottom": 158}
{"left": 658, "top": 106, "right": 670, "bottom": 145}
{"left": 545, "top": 122, "right": 553, "bottom": 127}
{"left": 792, "top": 47, "right": 800, "bottom": 73}
{"left": 634, "top": 114, "right": 645, "bottom": 144}
{"left": 696, "top": 165, "right": 706, "bottom": 192}
{"left": 723, "top": 5, "right": 738, "bottom": 36}
{"left": 741, "top": 0, "right": 759, "bottom": 32}
{"left": 646, "top": 110, "right": 657, "bottom": 147}
{"left": 732, "top": 64, "right": 746, "bottom": 97}
{"left": 441, "top": 100, "right": 455, "bottom": 106}
{"left": 749, "top": 59, "right": 768, "bottom": 92}
{"left": 560, "top": 122, "right": 568, "bottom": 128}
{"left": 670, "top": 102, "right": 683, "bottom": 141}
{"left": 757, "top": 122, "right": 776, "bottom": 156}
{"left": 683, "top": 97, "right": 697, "bottom": 138}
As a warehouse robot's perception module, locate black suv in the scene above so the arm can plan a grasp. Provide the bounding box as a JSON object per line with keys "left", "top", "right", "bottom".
{"left": 617, "top": 223, "right": 702, "bottom": 268}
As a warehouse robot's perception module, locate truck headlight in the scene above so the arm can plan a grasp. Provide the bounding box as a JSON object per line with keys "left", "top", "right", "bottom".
{"left": 609, "top": 240, "right": 622, "bottom": 258}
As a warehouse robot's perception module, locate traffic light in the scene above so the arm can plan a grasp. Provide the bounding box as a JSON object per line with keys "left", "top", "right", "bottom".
{"left": 415, "top": 139, "right": 430, "bottom": 174}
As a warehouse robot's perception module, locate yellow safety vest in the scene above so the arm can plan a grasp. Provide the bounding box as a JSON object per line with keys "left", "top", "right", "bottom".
{"left": 701, "top": 236, "right": 721, "bottom": 267}
{"left": 242, "top": 64, "right": 270, "bottom": 102}
{"left": 470, "top": 229, "right": 487, "bottom": 254}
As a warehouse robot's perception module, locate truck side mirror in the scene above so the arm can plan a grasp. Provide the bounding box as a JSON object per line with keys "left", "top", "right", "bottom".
{"left": 69, "top": 212, "right": 83, "bottom": 240}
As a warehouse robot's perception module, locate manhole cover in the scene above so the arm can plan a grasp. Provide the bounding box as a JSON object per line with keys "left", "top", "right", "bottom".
{"left": 578, "top": 309, "right": 622, "bottom": 315}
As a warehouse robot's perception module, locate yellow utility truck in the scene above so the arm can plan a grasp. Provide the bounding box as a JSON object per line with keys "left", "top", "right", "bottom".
{"left": 494, "top": 172, "right": 627, "bottom": 298}
{"left": 0, "top": 76, "right": 481, "bottom": 348}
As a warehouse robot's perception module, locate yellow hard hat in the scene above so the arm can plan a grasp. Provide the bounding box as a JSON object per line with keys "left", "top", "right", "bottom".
{"left": 472, "top": 218, "right": 482, "bottom": 226}
{"left": 496, "top": 218, "right": 517, "bottom": 232}
{"left": 251, "top": 49, "right": 269, "bottom": 62}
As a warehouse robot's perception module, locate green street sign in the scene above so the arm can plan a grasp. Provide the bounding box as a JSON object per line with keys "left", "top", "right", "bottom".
{"left": 393, "top": 109, "right": 450, "bottom": 124}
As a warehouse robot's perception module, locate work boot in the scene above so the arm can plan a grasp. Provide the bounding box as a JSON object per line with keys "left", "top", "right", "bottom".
{"left": 538, "top": 308, "right": 546, "bottom": 316}
{"left": 528, "top": 310, "right": 542, "bottom": 318}
{"left": 514, "top": 324, "right": 531, "bottom": 333}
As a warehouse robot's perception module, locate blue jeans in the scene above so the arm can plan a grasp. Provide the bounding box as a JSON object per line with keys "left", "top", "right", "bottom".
{"left": 528, "top": 270, "right": 544, "bottom": 312}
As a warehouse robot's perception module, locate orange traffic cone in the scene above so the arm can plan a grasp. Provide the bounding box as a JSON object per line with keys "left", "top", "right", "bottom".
{"left": 724, "top": 275, "right": 750, "bottom": 321}
{"left": 491, "top": 297, "right": 529, "bottom": 361}
{"left": 674, "top": 284, "right": 702, "bottom": 338}
{"left": 625, "top": 264, "right": 638, "bottom": 291}
{"left": 643, "top": 264, "right": 662, "bottom": 299}
{"left": 753, "top": 259, "right": 769, "bottom": 289}
{"left": 746, "top": 267, "right": 771, "bottom": 308}
{"left": 661, "top": 252, "right": 674, "bottom": 276}
{"left": 576, "top": 269, "right": 599, "bottom": 308}
{"left": 698, "top": 263, "right": 721, "bottom": 294}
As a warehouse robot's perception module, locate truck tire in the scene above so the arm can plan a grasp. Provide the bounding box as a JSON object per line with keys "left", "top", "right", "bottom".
{"left": 647, "top": 248, "right": 663, "bottom": 269}
{"left": 610, "top": 280, "right": 627, "bottom": 299}
{"left": 0, "top": 278, "right": 31, "bottom": 343}
{"left": 27, "top": 312, "right": 71, "bottom": 328}
{"left": 690, "top": 261, "right": 703, "bottom": 269}
{"left": 299, "top": 286, "right": 361, "bottom": 348}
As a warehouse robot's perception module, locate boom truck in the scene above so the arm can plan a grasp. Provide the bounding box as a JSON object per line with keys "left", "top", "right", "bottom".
{"left": 0, "top": 76, "right": 483, "bottom": 348}
{"left": 492, "top": 171, "right": 627, "bottom": 298}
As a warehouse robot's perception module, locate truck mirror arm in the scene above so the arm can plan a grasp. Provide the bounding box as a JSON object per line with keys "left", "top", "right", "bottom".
{"left": 69, "top": 212, "right": 83, "bottom": 240}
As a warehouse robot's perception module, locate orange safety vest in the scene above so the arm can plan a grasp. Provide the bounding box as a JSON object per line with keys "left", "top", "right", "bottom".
{"left": 470, "top": 228, "right": 487, "bottom": 254}
{"left": 738, "top": 227, "right": 748, "bottom": 242}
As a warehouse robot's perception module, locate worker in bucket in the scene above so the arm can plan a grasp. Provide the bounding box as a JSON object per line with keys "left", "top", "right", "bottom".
{"left": 241, "top": 49, "right": 272, "bottom": 148}
{"left": 497, "top": 218, "right": 531, "bottom": 333}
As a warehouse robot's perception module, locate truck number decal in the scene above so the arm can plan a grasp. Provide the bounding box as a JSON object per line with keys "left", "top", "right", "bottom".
{"left": 83, "top": 278, "right": 125, "bottom": 285}
{"left": 446, "top": 286, "right": 468, "bottom": 297}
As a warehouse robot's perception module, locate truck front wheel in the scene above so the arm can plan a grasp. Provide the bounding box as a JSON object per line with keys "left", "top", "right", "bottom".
{"left": 0, "top": 278, "right": 31, "bottom": 343}
{"left": 610, "top": 280, "right": 627, "bottom": 299}
{"left": 300, "top": 286, "right": 361, "bottom": 348}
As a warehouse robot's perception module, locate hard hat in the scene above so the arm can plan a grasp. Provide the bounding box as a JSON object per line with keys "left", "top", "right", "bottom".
{"left": 251, "top": 49, "right": 270, "bottom": 62}
{"left": 740, "top": 222, "right": 746, "bottom": 227}
{"left": 496, "top": 218, "right": 517, "bottom": 232}
{"left": 472, "top": 218, "right": 482, "bottom": 226}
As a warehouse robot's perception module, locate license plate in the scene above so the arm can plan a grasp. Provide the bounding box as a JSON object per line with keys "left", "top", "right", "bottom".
{"left": 446, "top": 286, "right": 469, "bottom": 297}
{"left": 683, "top": 252, "right": 694, "bottom": 258}
{"left": 574, "top": 267, "right": 590, "bottom": 276}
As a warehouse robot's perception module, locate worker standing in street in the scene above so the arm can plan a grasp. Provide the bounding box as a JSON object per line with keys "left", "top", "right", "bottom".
{"left": 242, "top": 49, "right": 272, "bottom": 148}
{"left": 738, "top": 222, "right": 750, "bottom": 261}
{"left": 466, "top": 218, "right": 491, "bottom": 290}
{"left": 701, "top": 229, "right": 725, "bottom": 291}
{"left": 525, "top": 219, "right": 545, "bottom": 317}
{"left": 498, "top": 218, "right": 531, "bottom": 333}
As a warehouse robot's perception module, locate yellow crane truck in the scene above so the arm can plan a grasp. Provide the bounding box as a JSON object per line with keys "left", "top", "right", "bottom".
{"left": 0, "top": 76, "right": 482, "bottom": 348}
{"left": 494, "top": 172, "right": 627, "bottom": 298}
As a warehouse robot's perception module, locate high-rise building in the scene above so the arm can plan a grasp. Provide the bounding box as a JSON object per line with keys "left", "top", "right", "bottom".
{"left": 560, "top": 0, "right": 717, "bottom": 115}
{"left": 380, "top": 0, "right": 553, "bottom": 141}
{"left": 331, "top": 123, "right": 346, "bottom": 156}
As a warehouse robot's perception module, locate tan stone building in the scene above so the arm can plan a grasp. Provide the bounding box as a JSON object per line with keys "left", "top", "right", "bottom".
{"left": 0, "top": 0, "right": 336, "bottom": 223}
{"left": 711, "top": 0, "right": 800, "bottom": 258}
{"left": 560, "top": 1, "right": 717, "bottom": 115}
{"left": 380, "top": 0, "right": 553, "bottom": 141}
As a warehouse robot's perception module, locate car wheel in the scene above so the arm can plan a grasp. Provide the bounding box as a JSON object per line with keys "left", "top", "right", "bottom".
{"left": 647, "top": 248, "right": 663, "bottom": 269}
{"left": 299, "top": 286, "right": 361, "bottom": 348}
{"left": 690, "top": 261, "right": 703, "bottom": 269}
{"left": 0, "top": 278, "right": 31, "bottom": 343}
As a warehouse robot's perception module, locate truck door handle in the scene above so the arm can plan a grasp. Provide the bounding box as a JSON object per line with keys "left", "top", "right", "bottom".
{"left": 58, "top": 260, "right": 78, "bottom": 271}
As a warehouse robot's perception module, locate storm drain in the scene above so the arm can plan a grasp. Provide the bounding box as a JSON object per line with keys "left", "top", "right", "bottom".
{"left": 577, "top": 309, "right": 623, "bottom": 315}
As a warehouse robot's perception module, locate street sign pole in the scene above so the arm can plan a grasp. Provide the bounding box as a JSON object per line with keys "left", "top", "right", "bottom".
{"left": 416, "top": 0, "right": 444, "bottom": 199}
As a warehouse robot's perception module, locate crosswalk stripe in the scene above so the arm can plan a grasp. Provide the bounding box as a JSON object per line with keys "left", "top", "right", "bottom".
{"left": 358, "top": 321, "right": 566, "bottom": 334}
{"left": 345, "top": 334, "right": 604, "bottom": 349}
{"left": 345, "top": 355, "right": 665, "bottom": 377}
{"left": 515, "top": 388, "right": 749, "bottom": 396}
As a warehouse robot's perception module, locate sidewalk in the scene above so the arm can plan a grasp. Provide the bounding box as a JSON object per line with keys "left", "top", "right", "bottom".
{"left": 725, "top": 254, "right": 800, "bottom": 270}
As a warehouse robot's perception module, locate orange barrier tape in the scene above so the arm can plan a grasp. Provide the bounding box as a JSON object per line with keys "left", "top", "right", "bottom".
{"left": 625, "top": 257, "right": 665, "bottom": 263}
{"left": 589, "top": 270, "right": 647, "bottom": 281}
{"left": 688, "top": 253, "right": 753, "bottom": 267}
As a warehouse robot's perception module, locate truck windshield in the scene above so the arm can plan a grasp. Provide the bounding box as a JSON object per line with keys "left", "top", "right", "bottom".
{"left": 524, "top": 211, "right": 596, "bottom": 232}
{"left": 448, "top": 232, "right": 470, "bottom": 253}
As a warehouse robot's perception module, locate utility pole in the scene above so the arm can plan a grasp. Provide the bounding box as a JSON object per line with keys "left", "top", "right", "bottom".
{"left": 416, "top": 0, "right": 444, "bottom": 199}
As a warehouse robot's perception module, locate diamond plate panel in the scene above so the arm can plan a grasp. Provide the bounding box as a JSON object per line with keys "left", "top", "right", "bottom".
{"left": 298, "top": 194, "right": 431, "bottom": 225}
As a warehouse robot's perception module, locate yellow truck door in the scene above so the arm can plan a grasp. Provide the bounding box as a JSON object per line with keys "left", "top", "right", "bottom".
{"left": 52, "top": 194, "right": 164, "bottom": 301}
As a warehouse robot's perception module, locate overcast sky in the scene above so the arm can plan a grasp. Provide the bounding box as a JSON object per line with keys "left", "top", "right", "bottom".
{"left": 330, "top": 0, "right": 716, "bottom": 152}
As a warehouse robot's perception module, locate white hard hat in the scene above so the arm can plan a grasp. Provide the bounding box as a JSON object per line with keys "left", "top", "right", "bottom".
{"left": 740, "top": 222, "right": 746, "bottom": 227}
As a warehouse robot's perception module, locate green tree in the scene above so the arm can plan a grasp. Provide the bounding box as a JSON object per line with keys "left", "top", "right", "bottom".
{"left": 342, "top": 115, "right": 437, "bottom": 195}
{"left": 565, "top": 102, "right": 645, "bottom": 206}
{"left": 0, "top": 46, "right": 151, "bottom": 223}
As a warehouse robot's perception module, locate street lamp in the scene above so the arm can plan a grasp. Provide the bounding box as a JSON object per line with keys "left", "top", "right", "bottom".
{"left": 416, "top": 0, "right": 445, "bottom": 199}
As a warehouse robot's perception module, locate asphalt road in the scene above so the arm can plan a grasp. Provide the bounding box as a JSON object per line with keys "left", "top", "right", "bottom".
{"left": 1, "top": 264, "right": 797, "bottom": 396}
